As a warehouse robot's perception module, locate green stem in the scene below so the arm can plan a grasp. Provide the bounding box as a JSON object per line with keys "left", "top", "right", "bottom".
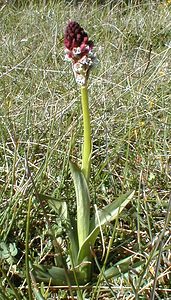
{"left": 81, "top": 85, "right": 92, "bottom": 182}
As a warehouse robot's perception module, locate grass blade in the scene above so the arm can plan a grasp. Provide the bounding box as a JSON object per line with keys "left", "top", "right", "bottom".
{"left": 25, "top": 196, "right": 34, "bottom": 300}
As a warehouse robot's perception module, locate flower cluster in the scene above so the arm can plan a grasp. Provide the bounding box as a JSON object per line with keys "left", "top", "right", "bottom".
{"left": 64, "top": 21, "right": 96, "bottom": 85}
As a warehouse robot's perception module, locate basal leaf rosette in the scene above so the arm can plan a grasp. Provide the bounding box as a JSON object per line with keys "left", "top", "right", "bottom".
{"left": 64, "top": 21, "right": 97, "bottom": 85}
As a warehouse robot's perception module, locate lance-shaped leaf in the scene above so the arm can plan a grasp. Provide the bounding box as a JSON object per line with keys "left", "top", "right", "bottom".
{"left": 103, "top": 256, "right": 144, "bottom": 280}
{"left": 78, "top": 191, "right": 135, "bottom": 264}
{"left": 38, "top": 193, "right": 79, "bottom": 267}
{"left": 69, "top": 161, "right": 90, "bottom": 251}
{"left": 38, "top": 193, "right": 68, "bottom": 220}
{"left": 68, "top": 215, "right": 79, "bottom": 267}
{"left": 33, "top": 264, "right": 87, "bottom": 286}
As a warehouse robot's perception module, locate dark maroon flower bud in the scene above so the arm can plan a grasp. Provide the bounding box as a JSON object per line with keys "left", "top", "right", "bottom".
{"left": 64, "top": 21, "right": 97, "bottom": 85}
{"left": 64, "top": 21, "right": 94, "bottom": 54}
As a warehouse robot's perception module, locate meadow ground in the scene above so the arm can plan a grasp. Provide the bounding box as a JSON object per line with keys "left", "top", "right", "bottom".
{"left": 0, "top": 0, "right": 171, "bottom": 299}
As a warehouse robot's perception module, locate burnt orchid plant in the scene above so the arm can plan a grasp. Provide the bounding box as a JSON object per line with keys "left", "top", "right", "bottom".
{"left": 33, "top": 21, "right": 135, "bottom": 291}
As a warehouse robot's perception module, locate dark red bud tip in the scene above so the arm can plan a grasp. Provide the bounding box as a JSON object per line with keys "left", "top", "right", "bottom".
{"left": 64, "top": 21, "right": 94, "bottom": 52}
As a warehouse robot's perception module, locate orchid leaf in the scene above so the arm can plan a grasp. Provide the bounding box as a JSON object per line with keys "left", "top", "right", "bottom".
{"left": 33, "top": 264, "right": 87, "bottom": 286}
{"left": 67, "top": 215, "right": 79, "bottom": 267}
{"left": 38, "top": 193, "right": 68, "bottom": 220}
{"left": 103, "top": 256, "right": 145, "bottom": 279}
{"left": 78, "top": 191, "right": 134, "bottom": 264}
{"left": 38, "top": 193, "right": 79, "bottom": 267}
{"left": 69, "top": 161, "right": 90, "bottom": 250}
{"left": 49, "top": 199, "right": 68, "bottom": 220}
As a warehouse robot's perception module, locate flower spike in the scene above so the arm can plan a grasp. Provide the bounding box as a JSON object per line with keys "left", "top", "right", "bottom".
{"left": 64, "top": 21, "right": 97, "bottom": 85}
